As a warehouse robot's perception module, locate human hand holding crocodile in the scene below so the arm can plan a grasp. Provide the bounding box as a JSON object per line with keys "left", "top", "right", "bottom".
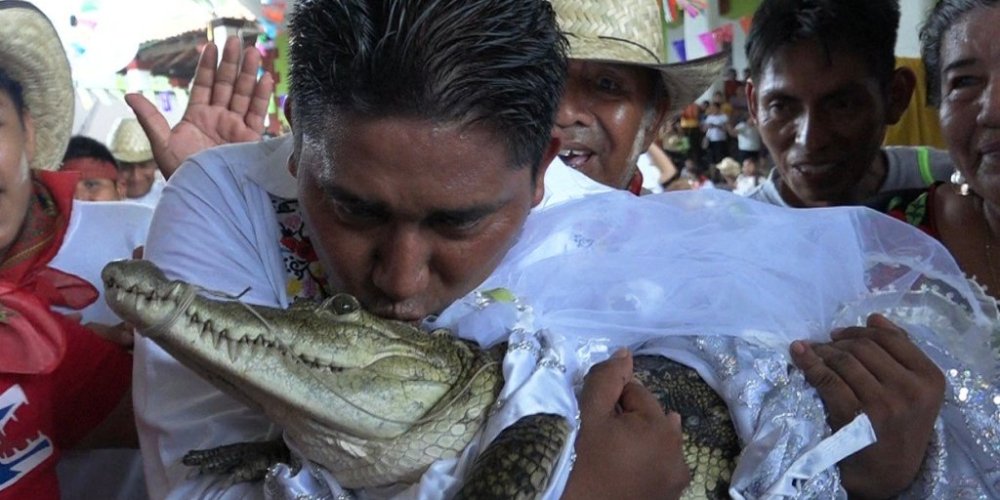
{"left": 791, "top": 313, "right": 945, "bottom": 498}
{"left": 563, "top": 349, "right": 690, "bottom": 500}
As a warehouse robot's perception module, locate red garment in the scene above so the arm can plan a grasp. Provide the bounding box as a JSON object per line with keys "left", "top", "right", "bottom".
{"left": 0, "top": 171, "right": 130, "bottom": 498}
{"left": 60, "top": 158, "right": 118, "bottom": 181}
{"left": 1, "top": 171, "right": 98, "bottom": 374}
{"left": 0, "top": 315, "right": 131, "bottom": 500}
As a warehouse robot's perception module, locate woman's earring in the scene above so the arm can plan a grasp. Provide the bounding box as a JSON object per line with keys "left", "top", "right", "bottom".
{"left": 951, "top": 170, "right": 970, "bottom": 196}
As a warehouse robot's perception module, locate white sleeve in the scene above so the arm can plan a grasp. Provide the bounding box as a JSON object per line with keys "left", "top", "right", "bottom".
{"left": 134, "top": 158, "right": 283, "bottom": 500}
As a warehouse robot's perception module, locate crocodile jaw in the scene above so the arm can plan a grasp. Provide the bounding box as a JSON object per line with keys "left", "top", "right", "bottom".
{"left": 102, "top": 260, "right": 461, "bottom": 440}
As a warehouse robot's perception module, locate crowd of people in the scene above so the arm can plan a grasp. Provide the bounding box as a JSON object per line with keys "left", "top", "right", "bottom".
{"left": 2, "top": 0, "right": 999, "bottom": 498}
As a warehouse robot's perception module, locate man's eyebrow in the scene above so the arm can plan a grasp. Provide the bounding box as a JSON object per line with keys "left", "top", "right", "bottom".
{"left": 426, "top": 201, "right": 506, "bottom": 224}
{"left": 943, "top": 58, "right": 977, "bottom": 74}
{"left": 323, "top": 184, "right": 388, "bottom": 212}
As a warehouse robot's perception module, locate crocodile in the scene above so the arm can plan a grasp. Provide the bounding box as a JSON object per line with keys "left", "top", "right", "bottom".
{"left": 103, "top": 260, "right": 739, "bottom": 498}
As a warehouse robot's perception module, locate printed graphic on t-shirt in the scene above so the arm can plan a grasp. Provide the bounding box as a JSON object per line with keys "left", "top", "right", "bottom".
{"left": 0, "top": 384, "right": 53, "bottom": 492}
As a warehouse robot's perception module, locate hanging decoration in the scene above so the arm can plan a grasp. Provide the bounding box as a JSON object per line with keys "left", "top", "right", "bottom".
{"left": 672, "top": 39, "right": 687, "bottom": 62}
{"left": 698, "top": 31, "right": 719, "bottom": 55}
{"left": 661, "top": 0, "right": 678, "bottom": 23}
{"left": 677, "top": 0, "right": 708, "bottom": 18}
{"left": 739, "top": 15, "right": 753, "bottom": 35}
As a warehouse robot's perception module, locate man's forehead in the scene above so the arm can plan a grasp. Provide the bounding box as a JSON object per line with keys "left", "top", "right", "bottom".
{"left": 758, "top": 42, "right": 880, "bottom": 94}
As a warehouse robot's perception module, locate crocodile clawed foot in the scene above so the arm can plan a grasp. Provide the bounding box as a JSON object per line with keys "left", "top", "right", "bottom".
{"left": 183, "top": 439, "right": 293, "bottom": 483}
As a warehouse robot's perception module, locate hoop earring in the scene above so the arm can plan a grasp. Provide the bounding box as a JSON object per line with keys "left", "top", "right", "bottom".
{"left": 951, "top": 170, "right": 970, "bottom": 196}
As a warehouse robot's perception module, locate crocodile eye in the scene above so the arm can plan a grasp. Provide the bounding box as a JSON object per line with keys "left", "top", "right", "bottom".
{"left": 329, "top": 294, "right": 360, "bottom": 315}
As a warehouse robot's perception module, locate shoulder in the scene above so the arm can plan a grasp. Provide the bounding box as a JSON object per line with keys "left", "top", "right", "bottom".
{"left": 865, "top": 184, "right": 940, "bottom": 239}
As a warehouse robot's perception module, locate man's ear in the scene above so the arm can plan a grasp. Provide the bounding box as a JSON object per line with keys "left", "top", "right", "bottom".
{"left": 885, "top": 67, "right": 916, "bottom": 126}
{"left": 531, "top": 136, "right": 560, "bottom": 206}
{"left": 283, "top": 96, "right": 294, "bottom": 131}
{"left": 116, "top": 180, "right": 127, "bottom": 199}
{"left": 643, "top": 98, "right": 672, "bottom": 151}
{"left": 287, "top": 151, "right": 298, "bottom": 178}
{"left": 746, "top": 78, "right": 759, "bottom": 125}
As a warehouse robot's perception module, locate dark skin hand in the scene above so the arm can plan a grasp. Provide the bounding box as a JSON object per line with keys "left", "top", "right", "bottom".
{"left": 563, "top": 349, "right": 690, "bottom": 500}
{"left": 125, "top": 36, "right": 273, "bottom": 179}
{"left": 791, "top": 314, "right": 945, "bottom": 499}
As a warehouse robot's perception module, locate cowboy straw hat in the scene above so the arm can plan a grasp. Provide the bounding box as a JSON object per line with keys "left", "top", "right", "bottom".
{"left": 109, "top": 117, "right": 154, "bottom": 164}
{"left": 551, "top": 0, "right": 727, "bottom": 115}
{"left": 0, "top": 1, "right": 73, "bottom": 171}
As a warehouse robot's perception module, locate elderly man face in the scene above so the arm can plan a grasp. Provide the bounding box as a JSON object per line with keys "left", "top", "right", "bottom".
{"left": 554, "top": 61, "right": 668, "bottom": 189}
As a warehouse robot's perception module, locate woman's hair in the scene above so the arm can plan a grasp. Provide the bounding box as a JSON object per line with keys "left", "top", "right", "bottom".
{"left": 921, "top": 0, "right": 1000, "bottom": 106}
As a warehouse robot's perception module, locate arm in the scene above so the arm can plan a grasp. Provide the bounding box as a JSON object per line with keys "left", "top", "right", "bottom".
{"left": 790, "top": 314, "right": 945, "bottom": 499}
{"left": 135, "top": 159, "right": 283, "bottom": 499}
{"left": 126, "top": 36, "right": 274, "bottom": 179}
{"left": 563, "top": 350, "right": 690, "bottom": 500}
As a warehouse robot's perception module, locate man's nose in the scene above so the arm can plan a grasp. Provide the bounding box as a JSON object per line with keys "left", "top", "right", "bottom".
{"left": 793, "top": 109, "right": 832, "bottom": 152}
{"left": 555, "top": 80, "right": 593, "bottom": 130}
{"left": 371, "top": 226, "right": 431, "bottom": 302}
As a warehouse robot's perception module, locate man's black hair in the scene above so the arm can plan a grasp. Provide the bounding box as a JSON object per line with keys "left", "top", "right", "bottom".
{"left": 921, "top": 0, "right": 999, "bottom": 106}
{"left": 288, "top": 0, "right": 567, "bottom": 173}
{"left": 0, "top": 67, "right": 26, "bottom": 121}
{"left": 746, "top": 0, "right": 900, "bottom": 88}
{"left": 63, "top": 135, "right": 119, "bottom": 168}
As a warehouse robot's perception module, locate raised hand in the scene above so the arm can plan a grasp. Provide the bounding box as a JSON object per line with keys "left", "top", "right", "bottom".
{"left": 125, "top": 36, "right": 275, "bottom": 179}
{"left": 791, "top": 314, "right": 945, "bottom": 498}
{"left": 563, "top": 349, "right": 690, "bottom": 500}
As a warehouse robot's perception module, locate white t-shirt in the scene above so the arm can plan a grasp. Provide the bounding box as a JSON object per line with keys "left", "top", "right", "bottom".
{"left": 703, "top": 114, "right": 729, "bottom": 143}
{"left": 636, "top": 153, "right": 664, "bottom": 194}
{"left": 745, "top": 146, "right": 954, "bottom": 206}
{"left": 734, "top": 121, "right": 761, "bottom": 152}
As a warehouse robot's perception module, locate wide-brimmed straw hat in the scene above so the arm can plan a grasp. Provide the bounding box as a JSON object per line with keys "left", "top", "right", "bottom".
{"left": 109, "top": 118, "right": 154, "bottom": 164}
{"left": 551, "top": 0, "right": 727, "bottom": 115}
{"left": 0, "top": 1, "right": 73, "bottom": 171}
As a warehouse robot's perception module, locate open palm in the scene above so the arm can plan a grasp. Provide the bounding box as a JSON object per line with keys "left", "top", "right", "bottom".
{"left": 125, "top": 36, "right": 275, "bottom": 179}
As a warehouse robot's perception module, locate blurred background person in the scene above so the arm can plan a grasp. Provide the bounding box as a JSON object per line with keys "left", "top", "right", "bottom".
{"left": 108, "top": 118, "right": 164, "bottom": 208}
{"left": 60, "top": 135, "right": 124, "bottom": 201}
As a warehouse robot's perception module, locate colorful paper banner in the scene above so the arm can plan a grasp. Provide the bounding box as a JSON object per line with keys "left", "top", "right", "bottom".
{"left": 699, "top": 31, "right": 719, "bottom": 55}
{"left": 739, "top": 15, "right": 753, "bottom": 35}
{"left": 672, "top": 39, "right": 687, "bottom": 62}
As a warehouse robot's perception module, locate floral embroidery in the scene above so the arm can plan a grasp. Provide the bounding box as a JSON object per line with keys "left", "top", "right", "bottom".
{"left": 271, "top": 195, "right": 328, "bottom": 302}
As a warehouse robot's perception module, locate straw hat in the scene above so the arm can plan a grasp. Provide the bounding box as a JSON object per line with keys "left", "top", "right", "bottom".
{"left": 109, "top": 118, "right": 154, "bottom": 164}
{"left": 0, "top": 1, "right": 73, "bottom": 171}
{"left": 551, "top": 0, "right": 727, "bottom": 115}
{"left": 716, "top": 157, "right": 741, "bottom": 178}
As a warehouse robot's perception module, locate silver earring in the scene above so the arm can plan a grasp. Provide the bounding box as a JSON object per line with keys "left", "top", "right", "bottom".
{"left": 951, "top": 170, "right": 970, "bottom": 196}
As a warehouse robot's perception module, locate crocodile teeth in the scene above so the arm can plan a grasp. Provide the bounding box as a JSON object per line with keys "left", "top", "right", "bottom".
{"left": 214, "top": 330, "right": 226, "bottom": 352}
{"left": 227, "top": 338, "right": 239, "bottom": 363}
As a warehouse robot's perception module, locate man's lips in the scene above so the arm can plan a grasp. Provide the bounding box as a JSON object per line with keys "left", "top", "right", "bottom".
{"left": 558, "top": 148, "right": 595, "bottom": 170}
{"left": 789, "top": 162, "right": 838, "bottom": 176}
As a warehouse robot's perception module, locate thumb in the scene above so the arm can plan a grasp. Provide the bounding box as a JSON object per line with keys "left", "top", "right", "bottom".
{"left": 579, "top": 349, "right": 634, "bottom": 417}
{"left": 124, "top": 93, "right": 171, "bottom": 153}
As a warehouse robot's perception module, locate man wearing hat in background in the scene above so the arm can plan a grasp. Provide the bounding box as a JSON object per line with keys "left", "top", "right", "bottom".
{"left": 109, "top": 117, "right": 165, "bottom": 208}
{"left": 549, "top": 0, "right": 724, "bottom": 194}
{"left": 0, "top": 1, "right": 150, "bottom": 499}
{"left": 61, "top": 135, "right": 126, "bottom": 202}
